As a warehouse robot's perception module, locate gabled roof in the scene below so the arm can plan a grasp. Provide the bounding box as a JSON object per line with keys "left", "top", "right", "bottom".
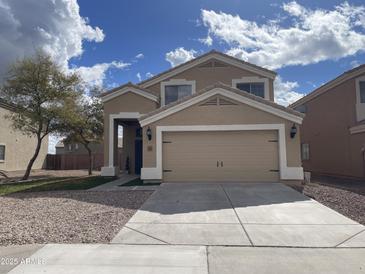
{"left": 139, "top": 82, "right": 303, "bottom": 127}
{"left": 0, "top": 98, "right": 15, "bottom": 112}
{"left": 290, "top": 64, "right": 365, "bottom": 108}
{"left": 100, "top": 82, "right": 159, "bottom": 103}
{"left": 100, "top": 50, "right": 277, "bottom": 102}
{"left": 138, "top": 50, "right": 277, "bottom": 88}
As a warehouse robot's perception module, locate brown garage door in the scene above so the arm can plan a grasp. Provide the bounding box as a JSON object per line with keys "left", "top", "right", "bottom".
{"left": 162, "top": 131, "right": 279, "bottom": 182}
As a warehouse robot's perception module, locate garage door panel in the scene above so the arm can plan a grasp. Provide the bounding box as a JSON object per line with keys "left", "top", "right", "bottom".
{"left": 163, "top": 131, "right": 279, "bottom": 182}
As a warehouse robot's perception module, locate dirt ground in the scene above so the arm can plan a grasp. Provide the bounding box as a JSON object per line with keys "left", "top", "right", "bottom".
{"left": 0, "top": 190, "right": 152, "bottom": 246}
{"left": 1, "top": 169, "right": 100, "bottom": 183}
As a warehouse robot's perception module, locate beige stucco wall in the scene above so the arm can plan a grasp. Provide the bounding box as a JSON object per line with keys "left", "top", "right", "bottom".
{"left": 0, "top": 107, "right": 48, "bottom": 171}
{"left": 103, "top": 92, "right": 158, "bottom": 167}
{"left": 146, "top": 60, "right": 275, "bottom": 101}
{"left": 299, "top": 74, "right": 365, "bottom": 178}
{"left": 142, "top": 96, "right": 301, "bottom": 169}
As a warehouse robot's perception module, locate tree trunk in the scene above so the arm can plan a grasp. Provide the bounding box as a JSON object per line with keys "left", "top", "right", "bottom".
{"left": 22, "top": 136, "right": 42, "bottom": 180}
{"left": 85, "top": 144, "right": 92, "bottom": 176}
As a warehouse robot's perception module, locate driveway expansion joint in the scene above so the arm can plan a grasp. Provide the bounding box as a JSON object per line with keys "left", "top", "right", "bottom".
{"left": 334, "top": 229, "right": 365, "bottom": 247}
{"left": 219, "top": 184, "right": 254, "bottom": 246}
{"left": 124, "top": 225, "right": 170, "bottom": 245}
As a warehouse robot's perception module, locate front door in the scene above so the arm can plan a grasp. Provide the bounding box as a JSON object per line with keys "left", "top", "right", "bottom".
{"left": 134, "top": 128, "right": 143, "bottom": 175}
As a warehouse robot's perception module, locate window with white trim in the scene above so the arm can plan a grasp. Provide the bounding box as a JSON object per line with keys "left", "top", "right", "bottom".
{"left": 360, "top": 81, "right": 365, "bottom": 103}
{"left": 165, "top": 85, "right": 192, "bottom": 105}
{"left": 161, "top": 80, "right": 195, "bottom": 106}
{"left": 232, "top": 77, "right": 269, "bottom": 99}
{"left": 0, "top": 145, "right": 5, "bottom": 161}
{"left": 301, "top": 143, "right": 310, "bottom": 161}
{"left": 236, "top": 82, "right": 265, "bottom": 98}
{"left": 356, "top": 77, "right": 365, "bottom": 121}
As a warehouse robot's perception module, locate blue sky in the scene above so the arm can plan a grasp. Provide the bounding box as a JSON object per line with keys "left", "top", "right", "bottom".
{"left": 71, "top": 0, "right": 365, "bottom": 98}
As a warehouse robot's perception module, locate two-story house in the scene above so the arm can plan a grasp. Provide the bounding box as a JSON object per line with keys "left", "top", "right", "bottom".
{"left": 0, "top": 99, "right": 48, "bottom": 171}
{"left": 100, "top": 50, "right": 304, "bottom": 182}
{"left": 291, "top": 65, "right": 365, "bottom": 179}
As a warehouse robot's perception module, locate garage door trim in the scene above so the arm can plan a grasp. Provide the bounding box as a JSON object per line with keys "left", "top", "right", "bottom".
{"left": 141, "top": 124, "right": 303, "bottom": 180}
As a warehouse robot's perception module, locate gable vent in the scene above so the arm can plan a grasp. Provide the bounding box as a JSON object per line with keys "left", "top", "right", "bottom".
{"left": 218, "top": 97, "right": 238, "bottom": 106}
{"left": 198, "top": 61, "right": 214, "bottom": 68}
{"left": 213, "top": 60, "right": 228, "bottom": 67}
{"left": 199, "top": 97, "right": 218, "bottom": 106}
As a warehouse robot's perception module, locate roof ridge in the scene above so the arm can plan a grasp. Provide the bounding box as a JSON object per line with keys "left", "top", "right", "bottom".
{"left": 137, "top": 50, "right": 276, "bottom": 87}
{"left": 100, "top": 82, "right": 155, "bottom": 98}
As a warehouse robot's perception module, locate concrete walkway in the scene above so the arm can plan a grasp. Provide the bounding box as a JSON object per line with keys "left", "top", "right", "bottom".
{"left": 112, "top": 182, "right": 365, "bottom": 247}
{"left": 88, "top": 173, "right": 139, "bottom": 191}
{"left": 0, "top": 245, "right": 44, "bottom": 274}
{"left": 7, "top": 244, "right": 365, "bottom": 274}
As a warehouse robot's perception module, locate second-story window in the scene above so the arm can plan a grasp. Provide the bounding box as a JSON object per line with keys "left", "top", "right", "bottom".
{"left": 161, "top": 80, "right": 196, "bottom": 106}
{"left": 232, "top": 77, "right": 269, "bottom": 99}
{"left": 165, "top": 85, "right": 192, "bottom": 105}
{"left": 360, "top": 81, "right": 365, "bottom": 103}
{"left": 236, "top": 82, "right": 265, "bottom": 98}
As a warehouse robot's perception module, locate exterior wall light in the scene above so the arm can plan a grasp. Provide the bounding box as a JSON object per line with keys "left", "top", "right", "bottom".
{"left": 290, "top": 123, "right": 297, "bottom": 139}
{"left": 146, "top": 127, "right": 152, "bottom": 141}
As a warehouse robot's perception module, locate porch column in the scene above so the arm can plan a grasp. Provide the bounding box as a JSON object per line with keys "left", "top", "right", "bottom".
{"left": 101, "top": 115, "right": 119, "bottom": 176}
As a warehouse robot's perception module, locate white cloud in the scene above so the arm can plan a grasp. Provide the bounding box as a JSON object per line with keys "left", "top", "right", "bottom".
{"left": 72, "top": 61, "right": 130, "bottom": 88}
{"left": 0, "top": 0, "right": 130, "bottom": 153}
{"left": 135, "top": 53, "right": 144, "bottom": 59}
{"left": 200, "top": 2, "right": 365, "bottom": 69}
{"left": 274, "top": 76, "right": 304, "bottom": 106}
{"left": 0, "top": 0, "right": 105, "bottom": 79}
{"left": 165, "top": 47, "right": 197, "bottom": 67}
{"left": 136, "top": 72, "right": 142, "bottom": 82}
{"left": 350, "top": 60, "right": 360, "bottom": 68}
{"left": 146, "top": 72, "right": 154, "bottom": 78}
{"left": 199, "top": 35, "right": 213, "bottom": 46}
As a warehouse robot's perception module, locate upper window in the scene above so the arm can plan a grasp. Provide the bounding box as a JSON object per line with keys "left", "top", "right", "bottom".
{"left": 356, "top": 77, "right": 365, "bottom": 122}
{"left": 360, "top": 81, "right": 365, "bottom": 103}
{"left": 165, "top": 85, "right": 192, "bottom": 105}
{"left": 0, "top": 145, "right": 5, "bottom": 161}
{"left": 236, "top": 82, "right": 265, "bottom": 98}
{"left": 232, "top": 77, "right": 269, "bottom": 99}
{"left": 161, "top": 80, "right": 196, "bottom": 106}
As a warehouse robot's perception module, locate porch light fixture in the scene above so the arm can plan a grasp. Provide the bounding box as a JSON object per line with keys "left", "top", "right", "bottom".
{"left": 290, "top": 123, "right": 297, "bottom": 139}
{"left": 146, "top": 127, "right": 152, "bottom": 141}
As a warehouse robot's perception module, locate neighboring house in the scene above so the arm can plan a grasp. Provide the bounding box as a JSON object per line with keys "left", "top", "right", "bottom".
{"left": 100, "top": 50, "right": 304, "bottom": 182}
{"left": 291, "top": 65, "right": 365, "bottom": 179}
{"left": 56, "top": 141, "right": 104, "bottom": 155}
{"left": 0, "top": 99, "right": 48, "bottom": 171}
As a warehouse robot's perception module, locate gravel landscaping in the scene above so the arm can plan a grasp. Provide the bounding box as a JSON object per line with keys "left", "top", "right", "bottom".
{"left": 303, "top": 183, "right": 365, "bottom": 225}
{"left": 0, "top": 190, "right": 152, "bottom": 246}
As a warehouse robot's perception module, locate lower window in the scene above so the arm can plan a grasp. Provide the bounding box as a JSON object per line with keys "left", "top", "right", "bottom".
{"left": 301, "top": 143, "right": 310, "bottom": 161}
{"left": 0, "top": 145, "right": 5, "bottom": 161}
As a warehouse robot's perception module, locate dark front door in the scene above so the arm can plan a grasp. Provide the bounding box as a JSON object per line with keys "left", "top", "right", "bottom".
{"left": 134, "top": 139, "right": 143, "bottom": 175}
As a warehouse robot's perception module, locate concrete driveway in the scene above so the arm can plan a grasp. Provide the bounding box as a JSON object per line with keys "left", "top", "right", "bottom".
{"left": 112, "top": 182, "right": 365, "bottom": 247}
{"left": 7, "top": 182, "right": 365, "bottom": 274}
